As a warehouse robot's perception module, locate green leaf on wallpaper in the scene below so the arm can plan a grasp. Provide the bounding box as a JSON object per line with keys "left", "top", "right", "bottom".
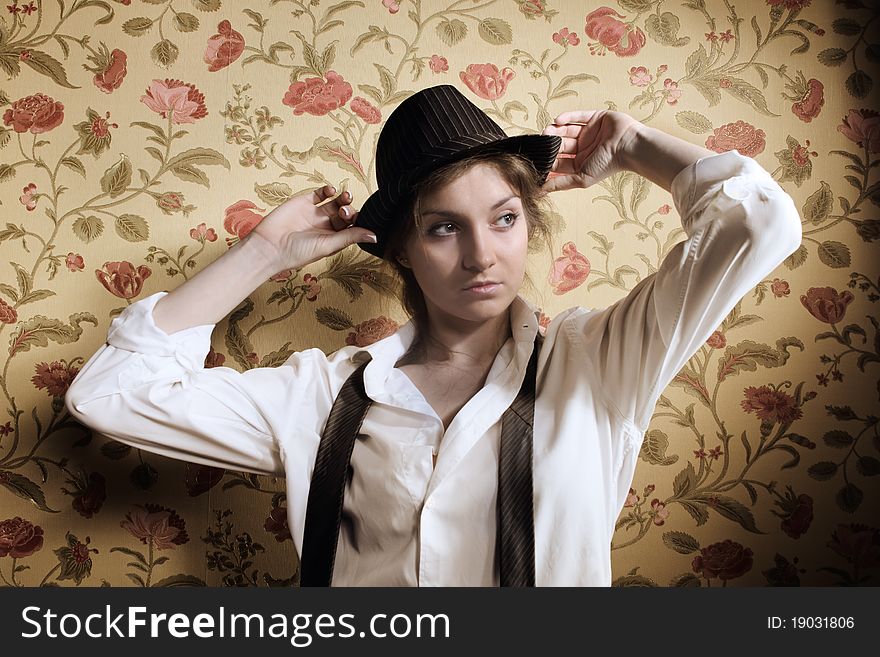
{"left": 100, "top": 154, "right": 132, "bottom": 198}
{"left": 619, "top": 0, "right": 653, "bottom": 12}
{"left": 350, "top": 25, "right": 391, "bottom": 57}
{"left": 0, "top": 470, "right": 58, "bottom": 513}
{"left": 845, "top": 70, "right": 871, "bottom": 99}
{"left": 817, "top": 240, "right": 851, "bottom": 268}
{"left": 259, "top": 344, "right": 295, "bottom": 368}
{"left": 716, "top": 338, "right": 803, "bottom": 382}
{"left": 242, "top": 9, "right": 266, "bottom": 32}
{"left": 672, "top": 462, "right": 696, "bottom": 496}
{"left": 719, "top": 76, "right": 777, "bottom": 117}
{"left": 693, "top": 494, "right": 760, "bottom": 533}
{"left": 478, "top": 18, "right": 512, "bottom": 45}
{"left": 645, "top": 12, "right": 689, "bottom": 47}
{"left": 8, "top": 313, "right": 98, "bottom": 357}
{"left": 122, "top": 17, "right": 153, "bottom": 36}
{"left": 803, "top": 181, "right": 833, "bottom": 224}
{"left": 0, "top": 126, "right": 11, "bottom": 149}
{"left": 638, "top": 430, "right": 679, "bottom": 466}
{"left": 315, "top": 306, "right": 354, "bottom": 331}
{"left": 685, "top": 44, "right": 709, "bottom": 77}
{"left": 675, "top": 110, "right": 712, "bottom": 134}
{"left": 836, "top": 483, "right": 862, "bottom": 513}
{"left": 662, "top": 531, "right": 700, "bottom": 555}
{"left": 167, "top": 147, "right": 230, "bottom": 169}
{"left": 436, "top": 19, "right": 467, "bottom": 46}
{"left": 115, "top": 214, "right": 149, "bottom": 242}
{"left": 20, "top": 50, "right": 78, "bottom": 89}
{"left": 254, "top": 181, "right": 293, "bottom": 206}
{"left": 823, "top": 430, "right": 854, "bottom": 448}
{"left": 783, "top": 243, "right": 807, "bottom": 269}
{"left": 72, "top": 215, "right": 104, "bottom": 243}
{"left": 0, "top": 163, "right": 15, "bottom": 181}
{"left": 500, "top": 100, "right": 528, "bottom": 122}
{"left": 817, "top": 48, "right": 847, "bottom": 66}
{"left": 832, "top": 17, "right": 861, "bottom": 36}
{"left": 61, "top": 156, "right": 86, "bottom": 177}
{"left": 152, "top": 574, "right": 207, "bottom": 587}
{"left": 169, "top": 163, "right": 208, "bottom": 186}
{"left": 308, "top": 137, "right": 366, "bottom": 182}
{"left": 174, "top": 12, "right": 200, "bottom": 32}
{"left": 192, "top": 0, "right": 221, "bottom": 11}
{"left": 808, "top": 460, "right": 838, "bottom": 480}
{"left": 857, "top": 456, "right": 880, "bottom": 476}
{"left": 226, "top": 323, "right": 256, "bottom": 370}
{"left": 152, "top": 39, "right": 179, "bottom": 69}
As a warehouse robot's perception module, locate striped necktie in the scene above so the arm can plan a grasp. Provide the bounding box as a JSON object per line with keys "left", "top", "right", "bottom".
{"left": 300, "top": 332, "right": 543, "bottom": 586}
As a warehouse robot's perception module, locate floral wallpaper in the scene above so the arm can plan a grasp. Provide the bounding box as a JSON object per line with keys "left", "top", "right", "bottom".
{"left": 0, "top": 0, "right": 877, "bottom": 588}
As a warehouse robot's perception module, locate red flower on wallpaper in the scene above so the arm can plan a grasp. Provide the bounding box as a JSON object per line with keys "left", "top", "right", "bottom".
{"left": 223, "top": 200, "right": 265, "bottom": 240}
{"left": 95, "top": 261, "right": 152, "bottom": 299}
{"left": 799, "top": 286, "right": 854, "bottom": 324}
{"left": 837, "top": 109, "right": 880, "bottom": 153}
{"left": 264, "top": 506, "right": 292, "bottom": 542}
{"left": 740, "top": 385, "right": 803, "bottom": 425}
{"left": 548, "top": 241, "right": 590, "bottom": 295}
{"left": 0, "top": 516, "right": 44, "bottom": 558}
{"left": 32, "top": 360, "right": 80, "bottom": 397}
{"left": 3, "top": 93, "right": 64, "bottom": 133}
{"left": 140, "top": 79, "right": 208, "bottom": 124}
{"left": 459, "top": 63, "right": 516, "bottom": 100}
{"left": 205, "top": 20, "right": 245, "bottom": 72}
{"left": 584, "top": 7, "right": 646, "bottom": 57}
{"left": 692, "top": 539, "right": 753, "bottom": 581}
{"left": 64, "top": 472, "right": 107, "bottom": 519}
{"left": 429, "top": 54, "right": 448, "bottom": 73}
{"left": 0, "top": 299, "right": 17, "bottom": 324}
{"left": 827, "top": 523, "right": 880, "bottom": 569}
{"left": 120, "top": 504, "right": 189, "bottom": 550}
{"left": 777, "top": 489, "right": 813, "bottom": 539}
{"left": 93, "top": 48, "right": 128, "bottom": 94}
{"left": 282, "top": 71, "right": 352, "bottom": 116}
{"left": 346, "top": 316, "right": 399, "bottom": 347}
{"left": 705, "top": 120, "right": 766, "bottom": 157}
{"left": 351, "top": 96, "right": 381, "bottom": 124}
{"left": 791, "top": 78, "right": 824, "bottom": 123}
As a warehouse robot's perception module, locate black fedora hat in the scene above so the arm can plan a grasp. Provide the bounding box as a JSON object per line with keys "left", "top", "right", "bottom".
{"left": 353, "top": 84, "right": 562, "bottom": 259}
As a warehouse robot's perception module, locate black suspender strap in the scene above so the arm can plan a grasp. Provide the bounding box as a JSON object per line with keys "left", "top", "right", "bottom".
{"left": 299, "top": 333, "right": 543, "bottom": 587}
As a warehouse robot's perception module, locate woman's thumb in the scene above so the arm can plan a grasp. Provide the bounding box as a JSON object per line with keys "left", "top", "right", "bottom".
{"left": 330, "top": 228, "right": 377, "bottom": 252}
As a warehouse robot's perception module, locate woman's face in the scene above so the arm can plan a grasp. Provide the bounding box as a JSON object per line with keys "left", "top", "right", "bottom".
{"left": 398, "top": 163, "right": 529, "bottom": 327}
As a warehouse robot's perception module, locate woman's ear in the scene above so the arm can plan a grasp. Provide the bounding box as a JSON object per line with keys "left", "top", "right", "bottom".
{"left": 395, "top": 251, "right": 411, "bottom": 268}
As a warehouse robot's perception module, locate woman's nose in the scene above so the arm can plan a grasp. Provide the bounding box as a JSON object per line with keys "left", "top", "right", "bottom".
{"left": 462, "top": 228, "right": 496, "bottom": 271}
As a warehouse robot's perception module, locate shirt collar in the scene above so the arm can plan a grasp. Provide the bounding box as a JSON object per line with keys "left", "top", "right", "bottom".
{"left": 349, "top": 294, "right": 542, "bottom": 402}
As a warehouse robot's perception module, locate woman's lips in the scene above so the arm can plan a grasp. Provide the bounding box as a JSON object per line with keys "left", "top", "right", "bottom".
{"left": 464, "top": 282, "right": 501, "bottom": 294}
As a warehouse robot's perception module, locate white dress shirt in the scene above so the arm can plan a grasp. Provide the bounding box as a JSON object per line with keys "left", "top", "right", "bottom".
{"left": 65, "top": 150, "right": 803, "bottom": 586}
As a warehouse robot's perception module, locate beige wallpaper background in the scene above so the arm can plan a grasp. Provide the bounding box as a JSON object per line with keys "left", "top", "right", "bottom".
{"left": 0, "top": 0, "right": 877, "bottom": 587}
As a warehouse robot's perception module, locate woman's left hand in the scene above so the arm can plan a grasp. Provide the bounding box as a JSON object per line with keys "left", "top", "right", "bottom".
{"left": 540, "top": 110, "right": 643, "bottom": 193}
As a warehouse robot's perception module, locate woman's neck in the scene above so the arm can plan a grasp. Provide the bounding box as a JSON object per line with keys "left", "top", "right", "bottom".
{"left": 398, "top": 305, "right": 512, "bottom": 368}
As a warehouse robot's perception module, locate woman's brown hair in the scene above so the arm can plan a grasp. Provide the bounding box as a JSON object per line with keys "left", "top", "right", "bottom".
{"left": 379, "top": 150, "right": 559, "bottom": 363}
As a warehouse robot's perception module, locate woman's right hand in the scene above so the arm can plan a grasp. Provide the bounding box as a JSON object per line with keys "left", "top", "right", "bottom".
{"left": 249, "top": 184, "right": 376, "bottom": 271}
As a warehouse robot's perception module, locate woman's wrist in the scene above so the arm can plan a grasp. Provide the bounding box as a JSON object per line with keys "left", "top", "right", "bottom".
{"left": 618, "top": 123, "right": 715, "bottom": 193}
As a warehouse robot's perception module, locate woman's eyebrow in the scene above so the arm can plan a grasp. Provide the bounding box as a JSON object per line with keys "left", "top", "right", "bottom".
{"left": 422, "top": 194, "right": 519, "bottom": 218}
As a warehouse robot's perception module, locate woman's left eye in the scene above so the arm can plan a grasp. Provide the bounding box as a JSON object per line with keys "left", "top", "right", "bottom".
{"left": 496, "top": 212, "right": 518, "bottom": 227}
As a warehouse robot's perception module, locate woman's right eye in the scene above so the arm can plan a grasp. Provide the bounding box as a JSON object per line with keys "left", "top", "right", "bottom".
{"left": 428, "top": 222, "right": 457, "bottom": 236}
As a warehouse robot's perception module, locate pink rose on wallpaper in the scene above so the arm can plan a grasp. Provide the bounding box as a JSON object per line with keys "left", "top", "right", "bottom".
{"left": 459, "top": 63, "right": 515, "bottom": 100}
{"left": 584, "top": 7, "right": 646, "bottom": 57}
{"left": 93, "top": 48, "right": 128, "bottom": 93}
{"left": 791, "top": 77, "right": 824, "bottom": 123}
{"left": 140, "top": 79, "right": 208, "bottom": 124}
{"left": 351, "top": 96, "right": 382, "bottom": 124}
{"left": 204, "top": 20, "right": 245, "bottom": 72}
{"left": 705, "top": 120, "right": 766, "bottom": 157}
{"left": 95, "top": 261, "right": 152, "bottom": 299}
{"left": 429, "top": 54, "right": 448, "bottom": 73}
{"left": 800, "top": 286, "right": 854, "bottom": 324}
{"left": 548, "top": 241, "right": 590, "bottom": 295}
{"left": 3, "top": 93, "right": 64, "bottom": 133}
{"left": 282, "top": 71, "right": 352, "bottom": 116}
{"left": 19, "top": 182, "right": 37, "bottom": 211}
{"left": 663, "top": 78, "right": 682, "bottom": 105}
{"left": 346, "top": 316, "right": 399, "bottom": 347}
{"left": 770, "top": 278, "right": 790, "bottom": 298}
{"left": 837, "top": 109, "right": 880, "bottom": 153}
{"left": 382, "top": 0, "right": 400, "bottom": 13}
{"left": 120, "top": 504, "right": 188, "bottom": 550}
{"left": 224, "top": 200, "right": 265, "bottom": 240}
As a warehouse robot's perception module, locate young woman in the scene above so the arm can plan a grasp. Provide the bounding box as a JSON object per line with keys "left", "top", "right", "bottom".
{"left": 65, "top": 85, "right": 802, "bottom": 586}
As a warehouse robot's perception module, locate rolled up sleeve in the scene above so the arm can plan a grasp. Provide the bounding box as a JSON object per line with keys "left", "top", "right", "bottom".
{"left": 64, "top": 291, "right": 302, "bottom": 476}
{"left": 571, "top": 149, "right": 803, "bottom": 434}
